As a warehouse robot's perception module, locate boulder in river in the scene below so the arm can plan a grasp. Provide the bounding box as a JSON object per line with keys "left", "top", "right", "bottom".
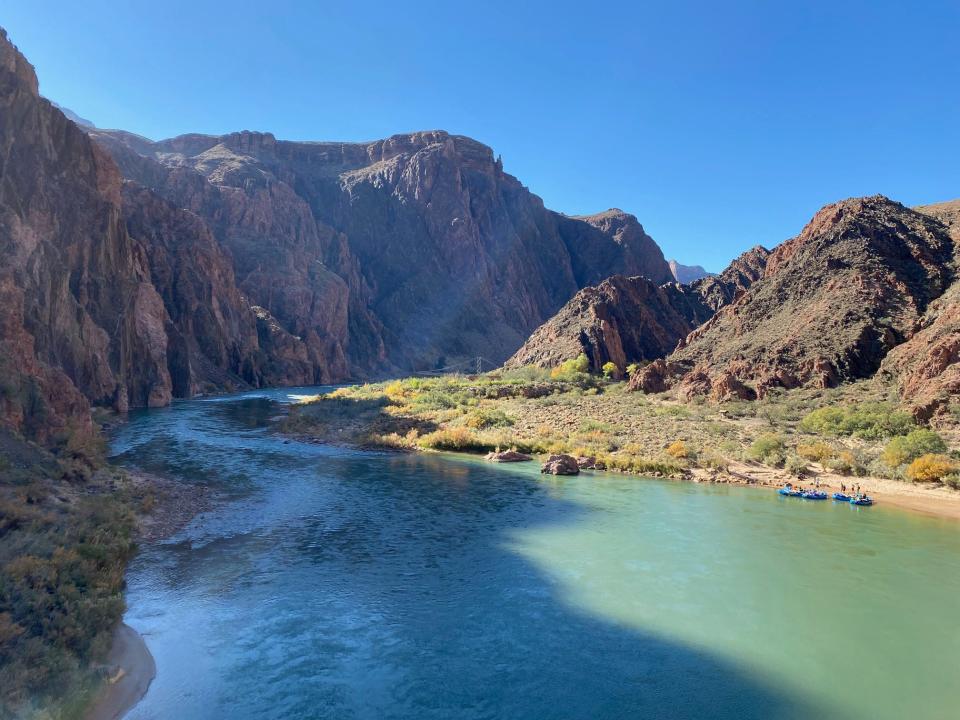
{"left": 540, "top": 454, "right": 580, "bottom": 475}
{"left": 485, "top": 450, "right": 533, "bottom": 463}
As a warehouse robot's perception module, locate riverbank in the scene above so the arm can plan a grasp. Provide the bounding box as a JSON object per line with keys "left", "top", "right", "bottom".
{"left": 77, "top": 467, "right": 213, "bottom": 720}
{"left": 83, "top": 624, "right": 156, "bottom": 720}
{"left": 280, "top": 372, "right": 960, "bottom": 521}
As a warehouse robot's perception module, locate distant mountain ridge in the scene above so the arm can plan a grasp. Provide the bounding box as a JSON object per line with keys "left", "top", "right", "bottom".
{"left": 668, "top": 260, "right": 713, "bottom": 283}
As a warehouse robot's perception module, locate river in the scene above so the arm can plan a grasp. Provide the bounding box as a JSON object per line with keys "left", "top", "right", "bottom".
{"left": 109, "top": 387, "right": 960, "bottom": 720}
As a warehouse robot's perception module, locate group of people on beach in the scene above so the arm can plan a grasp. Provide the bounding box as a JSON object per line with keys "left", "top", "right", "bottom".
{"left": 783, "top": 479, "right": 870, "bottom": 501}
{"left": 839, "top": 482, "right": 869, "bottom": 500}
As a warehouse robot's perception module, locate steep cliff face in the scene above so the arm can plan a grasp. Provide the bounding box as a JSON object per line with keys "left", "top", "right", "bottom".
{"left": 0, "top": 29, "right": 171, "bottom": 439}
{"left": 632, "top": 196, "right": 955, "bottom": 399}
{"left": 91, "top": 129, "right": 674, "bottom": 372}
{"left": 0, "top": 29, "right": 348, "bottom": 442}
{"left": 504, "top": 244, "right": 770, "bottom": 371}
{"left": 878, "top": 199, "right": 960, "bottom": 420}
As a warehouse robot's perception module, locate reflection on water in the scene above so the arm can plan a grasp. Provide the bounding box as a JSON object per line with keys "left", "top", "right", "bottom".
{"left": 112, "top": 387, "right": 960, "bottom": 720}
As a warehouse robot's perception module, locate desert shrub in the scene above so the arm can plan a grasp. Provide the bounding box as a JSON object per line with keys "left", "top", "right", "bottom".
{"left": 748, "top": 434, "right": 787, "bottom": 467}
{"left": 698, "top": 450, "right": 729, "bottom": 472}
{"left": 942, "top": 474, "right": 960, "bottom": 490}
{"left": 799, "top": 403, "right": 914, "bottom": 439}
{"left": 0, "top": 476, "right": 134, "bottom": 714}
{"left": 417, "top": 427, "right": 490, "bottom": 452}
{"left": 785, "top": 454, "right": 809, "bottom": 478}
{"left": 464, "top": 407, "right": 514, "bottom": 430}
{"left": 500, "top": 365, "right": 553, "bottom": 383}
{"left": 796, "top": 441, "right": 834, "bottom": 464}
{"left": 881, "top": 429, "right": 947, "bottom": 468}
{"left": 599, "top": 453, "right": 686, "bottom": 476}
{"left": 579, "top": 419, "right": 617, "bottom": 434}
{"left": 826, "top": 449, "right": 855, "bottom": 476}
{"left": 626, "top": 362, "right": 641, "bottom": 377}
{"left": 666, "top": 440, "right": 690, "bottom": 459}
{"left": 601, "top": 361, "right": 620, "bottom": 380}
{"left": 905, "top": 454, "right": 959, "bottom": 483}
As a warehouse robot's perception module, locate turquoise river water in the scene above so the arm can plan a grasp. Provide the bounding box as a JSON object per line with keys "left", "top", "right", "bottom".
{"left": 110, "top": 387, "right": 960, "bottom": 720}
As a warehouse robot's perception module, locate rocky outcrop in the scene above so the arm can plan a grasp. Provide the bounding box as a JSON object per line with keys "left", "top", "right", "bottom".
{"left": 632, "top": 196, "right": 955, "bottom": 399}
{"left": 504, "top": 275, "right": 714, "bottom": 371}
{"left": 540, "top": 454, "right": 580, "bottom": 475}
{"left": 504, "top": 245, "right": 771, "bottom": 372}
{"left": 91, "top": 130, "right": 674, "bottom": 374}
{"left": 669, "top": 260, "right": 712, "bottom": 283}
{"left": 688, "top": 245, "right": 770, "bottom": 311}
{"left": 878, "top": 199, "right": 960, "bottom": 420}
{"left": 559, "top": 210, "right": 674, "bottom": 287}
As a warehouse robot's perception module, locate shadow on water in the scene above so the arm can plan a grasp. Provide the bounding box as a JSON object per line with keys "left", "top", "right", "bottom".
{"left": 116, "top": 389, "right": 834, "bottom": 720}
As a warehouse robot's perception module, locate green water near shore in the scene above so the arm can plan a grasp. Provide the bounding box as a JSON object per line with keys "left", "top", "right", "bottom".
{"left": 112, "top": 387, "right": 960, "bottom": 719}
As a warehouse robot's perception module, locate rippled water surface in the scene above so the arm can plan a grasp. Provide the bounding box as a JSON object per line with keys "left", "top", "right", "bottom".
{"left": 111, "top": 387, "right": 960, "bottom": 720}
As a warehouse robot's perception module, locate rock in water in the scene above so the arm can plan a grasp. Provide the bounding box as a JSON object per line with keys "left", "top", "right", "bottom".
{"left": 540, "top": 454, "right": 581, "bottom": 475}
{"left": 485, "top": 450, "right": 533, "bottom": 463}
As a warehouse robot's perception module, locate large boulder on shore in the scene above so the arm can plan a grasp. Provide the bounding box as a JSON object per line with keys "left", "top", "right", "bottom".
{"left": 540, "top": 454, "right": 580, "bottom": 475}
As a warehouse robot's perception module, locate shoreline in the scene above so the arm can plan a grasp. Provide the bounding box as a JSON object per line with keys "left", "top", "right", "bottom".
{"left": 293, "top": 430, "right": 960, "bottom": 522}
{"left": 288, "top": 424, "right": 960, "bottom": 521}
{"left": 83, "top": 623, "right": 156, "bottom": 720}
{"left": 81, "top": 467, "right": 213, "bottom": 720}
{"left": 689, "top": 460, "right": 960, "bottom": 521}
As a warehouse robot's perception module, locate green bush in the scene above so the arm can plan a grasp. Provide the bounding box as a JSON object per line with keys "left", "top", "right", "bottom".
{"left": 748, "top": 434, "right": 787, "bottom": 467}
{"left": 550, "top": 353, "right": 590, "bottom": 382}
{"left": 785, "top": 454, "right": 809, "bottom": 478}
{"left": 881, "top": 429, "right": 947, "bottom": 468}
{"left": 799, "top": 403, "right": 914, "bottom": 439}
{"left": 464, "top": 407, "right": 514, "bottom": 430}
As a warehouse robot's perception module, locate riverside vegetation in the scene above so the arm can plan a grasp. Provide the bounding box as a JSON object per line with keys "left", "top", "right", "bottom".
{"left": 0, "top": 426, "right": 140, "bottom": 720}
{"left": 282, "top": 355, "right": 960, "bottom": 489}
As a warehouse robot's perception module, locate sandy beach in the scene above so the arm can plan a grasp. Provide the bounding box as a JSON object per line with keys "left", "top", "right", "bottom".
{"left": 692, "top": 460, "right": 960, "bottom": 521}
{"left": 84, "top": 623, "right": 156, "bottom": 720}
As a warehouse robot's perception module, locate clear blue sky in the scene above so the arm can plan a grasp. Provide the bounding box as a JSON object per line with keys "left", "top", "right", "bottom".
{"left": 6, "top": 1, "right": 959, "bottom": 270}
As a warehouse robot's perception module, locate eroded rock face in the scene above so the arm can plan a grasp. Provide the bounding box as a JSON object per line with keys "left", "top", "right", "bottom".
{"left": 879, "top": 200, "right": 960, "bottom": 420}
{"left": 0, "top": 29, "right": 352, "bottom": 442}
{"left": 504, "top": 275, "right": 713, "bottom": 371}
{"left": 91, "top": 130, "right": 674, "bottom": 374}
{"left": 0, "top": 29, "right": 171, "bottom": 440}
{"left": 635, "top": 196, "right": 955, "bottom": 399}
{"left": 505, "top": 245, "right": 771, "bottom": 372}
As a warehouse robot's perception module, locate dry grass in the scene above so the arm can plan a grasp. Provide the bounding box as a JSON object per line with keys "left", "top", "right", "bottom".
{"left": 281, "top": 372, "right": 957, "bottom": 486}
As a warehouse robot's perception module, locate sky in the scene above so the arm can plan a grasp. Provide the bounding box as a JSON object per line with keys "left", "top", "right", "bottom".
{"left": 5, "top": 1, "right": 959, "bottom": 271}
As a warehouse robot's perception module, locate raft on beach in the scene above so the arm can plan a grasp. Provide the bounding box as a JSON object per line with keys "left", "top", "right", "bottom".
{"left": 778, "top": 487, "right": 873, "bottom": 506}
